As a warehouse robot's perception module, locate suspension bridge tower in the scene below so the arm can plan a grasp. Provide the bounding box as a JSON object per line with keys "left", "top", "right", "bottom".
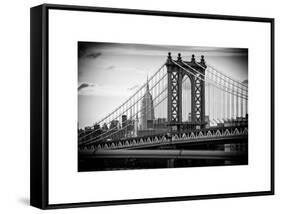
{"left": 166, "top": 52, "right": 207, "bottom": 131}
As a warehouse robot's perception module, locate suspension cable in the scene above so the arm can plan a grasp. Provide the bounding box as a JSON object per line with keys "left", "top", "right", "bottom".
{"left": 81, "top": 85, "right": 168, "bottom": 146}
{"left": 177, "top": 60, "right": 247, "bottom": 100}
{"left": 80, "top": 74, "right": 192, "bottom": 146}
{"left": 79, "top": 67, "right": 167, "bottom": 140}
{"left": 195, "top": 62, "right": 248, "bottom": 93}
{"left": 207, "top": 63, "right": 248, "bottom": 88}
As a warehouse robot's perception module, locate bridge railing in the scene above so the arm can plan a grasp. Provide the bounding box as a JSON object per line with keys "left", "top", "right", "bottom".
{"left": 79, "top": 123, "right": 248, "bottom": 151}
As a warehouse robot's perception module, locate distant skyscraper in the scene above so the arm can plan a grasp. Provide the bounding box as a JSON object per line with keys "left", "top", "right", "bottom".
{"left": 121, "top": 115, "right": 127, "bottom": 128}
{"left": 134, "top": 114, "right": 139, "bottom": 136}
{"left": 140, "top": 78, "right": 155, "bottom": 130}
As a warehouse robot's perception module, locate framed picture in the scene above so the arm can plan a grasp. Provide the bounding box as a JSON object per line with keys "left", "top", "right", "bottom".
{"left": 30, "top": 4, "right": 275, "bottom": 209}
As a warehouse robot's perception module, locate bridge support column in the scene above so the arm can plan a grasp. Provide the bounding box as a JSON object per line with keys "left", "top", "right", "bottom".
{"left": 224, "top": 142, "right": 246, "bottom": 165}
{"left": 167, "top": 159, "right": 175, "bottom": 168}
{"left": 166, "top": 53, "right": 207, "bottom": 130}
{"left": 166, "top": 53, "right": 183, "bottom": 131}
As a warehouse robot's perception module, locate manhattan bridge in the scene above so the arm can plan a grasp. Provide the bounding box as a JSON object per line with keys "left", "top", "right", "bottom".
{"left": 78, "top": 53, "right": 248, "bottom": 171}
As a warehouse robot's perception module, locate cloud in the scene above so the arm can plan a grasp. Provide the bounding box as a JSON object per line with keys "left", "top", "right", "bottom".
{"left": 78, "top": 83, "right": 132, "bottom": 97}
{"left": 78, "top": 42, "right": 89, "bottom": 58}
{"left": 128, "top": 84, "right": 139, "bottom": 91}
{"left": 78, "top": 83, "right": 95, "bottom": 91}
{"left": 79, "top": 41, "right": 248, "bottom": 58}
{"left": 85, "top": 52, "right": 102, "bottom": 59}
{"left": 78, "top": 42, "right": 102, "bottom": 59}
{"left": 106, "top": 65, "right": 115, "bottom": 70}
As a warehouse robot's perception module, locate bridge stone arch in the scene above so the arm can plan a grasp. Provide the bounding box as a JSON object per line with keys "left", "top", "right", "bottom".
{"left": 166, "top": 52, "right": 206, "bottom": 130}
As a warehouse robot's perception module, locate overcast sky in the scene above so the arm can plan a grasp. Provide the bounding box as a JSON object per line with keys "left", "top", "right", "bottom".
{"left": 78, "top": 42, "right": 248, "bottom": 128}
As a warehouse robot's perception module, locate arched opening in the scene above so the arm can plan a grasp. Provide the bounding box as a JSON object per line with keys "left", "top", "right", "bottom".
{"left": 182, "top": 75, "right": 192, "bottom": 122}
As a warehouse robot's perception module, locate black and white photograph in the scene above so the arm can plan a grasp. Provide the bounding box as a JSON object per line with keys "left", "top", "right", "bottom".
{"left": 78, "top": 42, "right": 248, "bottom": 172}
{"left": 29, "top": 3, "right": 274, "bottom": 209}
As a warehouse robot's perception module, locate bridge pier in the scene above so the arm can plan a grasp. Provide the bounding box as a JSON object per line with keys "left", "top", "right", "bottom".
{"left": 166, "top": 53, "right": 207, "bottom": 132}
{"left": 224, "top": 141, "right": 248, "bottom": 165}
{"left": 167, "top": 159, "right": 175, "bottom": 168}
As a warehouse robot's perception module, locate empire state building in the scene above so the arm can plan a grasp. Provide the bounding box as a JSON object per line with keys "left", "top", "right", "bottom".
{"left": 139, "top": 79, "right": 155, "bottom": 130}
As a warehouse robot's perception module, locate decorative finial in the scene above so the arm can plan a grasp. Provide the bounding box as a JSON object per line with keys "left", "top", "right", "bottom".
{"left": 166, "top": 52, "right": 173, "bottom": 65}
{"left": 177, "top": 53, "right": 182, "bottom": 61}
{"left": 201, "top": 55, "right": 205, "bottom": 63}
{"left": 168, "top": 52, "right": 172, "bottom": 59}
{"left": 191, "top": 54, "right": 195, "bottom": 62}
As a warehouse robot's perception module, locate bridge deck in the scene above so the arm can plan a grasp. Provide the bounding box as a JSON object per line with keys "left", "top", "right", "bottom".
{"left": 79, "top": 125, "right": 248, "bottom": 151}
{"left": 80, "top": 149, "right": 247, "bottom": 160}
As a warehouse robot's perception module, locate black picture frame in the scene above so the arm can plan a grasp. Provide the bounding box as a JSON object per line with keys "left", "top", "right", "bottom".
{"left": 30, "top": 3, "right": 275, "bottom": 209}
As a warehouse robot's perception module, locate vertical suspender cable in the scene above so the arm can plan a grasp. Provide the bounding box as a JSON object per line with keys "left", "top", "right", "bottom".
{"left": 207, "top": 71, "right": 210, "bottom": 122}
{"left": 223, "top": 79, "right": 227, "bottom": 120}
{"left": 231, "top": 81, "right": 235, "bottom": 120}
{"left": 240, "top": 85, "right": 243, "bottom": 118}
{"left": 226, "top": 79, "right": 230, "bottom": 120}
{"left": 235, "top": 82, "right": 239, "bottom": 119}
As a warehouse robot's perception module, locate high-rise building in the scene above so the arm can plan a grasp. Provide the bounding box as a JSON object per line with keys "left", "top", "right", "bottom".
{"left": 121, "top": 115, "right": 127, "bottom": 128}
{"left": 139, "top": 78, "right": 155, "bottom": 130}
{"left": 134, "top": 114, "right": 139, "bottom": 136}
{"left": 109, "top": 120, "right": 119, "bottom": 129}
